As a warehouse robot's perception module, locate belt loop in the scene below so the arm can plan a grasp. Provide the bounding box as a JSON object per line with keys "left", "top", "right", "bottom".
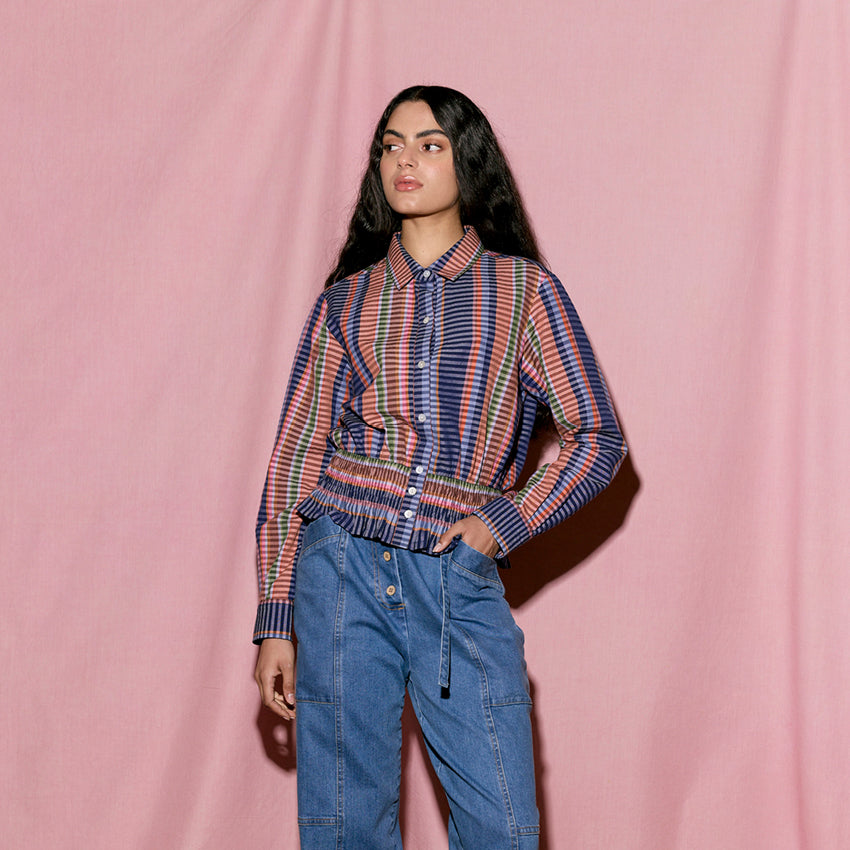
{"left": 438, "top": 553, "right": 451, "bottom": 689}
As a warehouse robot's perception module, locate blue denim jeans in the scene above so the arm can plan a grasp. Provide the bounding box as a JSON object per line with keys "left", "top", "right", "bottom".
{"left": 293, "top": 514, "right": 539, "bottom": 849}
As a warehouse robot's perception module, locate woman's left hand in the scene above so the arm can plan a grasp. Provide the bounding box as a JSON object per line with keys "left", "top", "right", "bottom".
{"left": 433, "top": 514, "right": 499, "bottom": 558}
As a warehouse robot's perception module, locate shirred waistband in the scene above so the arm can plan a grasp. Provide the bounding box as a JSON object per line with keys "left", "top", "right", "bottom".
{"left": 296, "top": 451, "right": 503, "bottom": 552}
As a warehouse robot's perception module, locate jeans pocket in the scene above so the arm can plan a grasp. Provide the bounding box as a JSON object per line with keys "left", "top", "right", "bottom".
{"left": 296, "top": 702, "right": 339, "bottom": 822}
{"left": 449, "top": 538, "right": 502, "bottom": 588}
{"left": 300, "top": 513, "right": 340, "bottom": 554}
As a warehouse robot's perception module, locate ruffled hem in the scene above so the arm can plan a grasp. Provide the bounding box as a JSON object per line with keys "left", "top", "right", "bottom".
{"left": 296, "top": 451, "right": 502, "bottom": 553}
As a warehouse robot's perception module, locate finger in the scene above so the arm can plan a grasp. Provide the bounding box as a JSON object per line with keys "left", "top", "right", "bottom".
{"left": 255, "top": 638, "right": 296, "bottom": 718}
{"left": 281, "top": 663, "right": 296, "bottom": 706}
{"left": 433, "top": 539, "right": 446, "bottom": 553}
{"left": 434, "top": 522, "right": 463, "bottom": 552}
{"left": 268, "top": 692, "right": 294, "bottom": 721}
{"left": 263, "top": 674, "right": 294, "bottom": 720}
{"left": 273, "top": 689, "right": 296, "bottom": 720}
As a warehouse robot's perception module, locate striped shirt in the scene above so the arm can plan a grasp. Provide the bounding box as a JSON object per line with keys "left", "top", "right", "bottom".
{"left": 254, "top": 227, "right": 626, "bottom": 642}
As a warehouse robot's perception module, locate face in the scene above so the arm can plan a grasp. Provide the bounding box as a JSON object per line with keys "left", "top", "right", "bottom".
{"left": 379, "top": 100, "right": 461, "bottom": 224}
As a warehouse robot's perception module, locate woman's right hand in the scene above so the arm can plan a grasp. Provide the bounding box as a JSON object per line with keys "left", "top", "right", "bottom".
{"left": 254, "top": 638, "right": 296, "bottom": 720}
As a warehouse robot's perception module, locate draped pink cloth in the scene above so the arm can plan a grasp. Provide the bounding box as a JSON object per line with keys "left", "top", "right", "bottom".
{"left": 2, "top": 2, "right": 848, "bottom": 847}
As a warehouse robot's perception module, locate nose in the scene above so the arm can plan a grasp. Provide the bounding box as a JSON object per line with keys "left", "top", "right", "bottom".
{"left": 397, "top": 148, "right": 416, "bottom": 168}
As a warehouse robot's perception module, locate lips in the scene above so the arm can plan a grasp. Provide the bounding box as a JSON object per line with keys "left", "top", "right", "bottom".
{"left": 394, "top": 175, "right": 422, "bottom": 191}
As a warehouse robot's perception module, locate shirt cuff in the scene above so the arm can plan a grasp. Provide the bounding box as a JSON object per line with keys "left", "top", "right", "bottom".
{"left": 253, "top": 599, "right": 293, "bottom": 644}
{"left": 473, "top": 495, "right": 531, "bottom": 557}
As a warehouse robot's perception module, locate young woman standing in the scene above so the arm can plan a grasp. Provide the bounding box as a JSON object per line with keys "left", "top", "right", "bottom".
{"left": 254, "top": 85, "right": 626, "bottom": 849}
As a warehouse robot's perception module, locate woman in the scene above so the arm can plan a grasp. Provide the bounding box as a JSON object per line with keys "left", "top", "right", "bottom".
{"left": 254, "top": 85, "right": 626, "bottom": 849}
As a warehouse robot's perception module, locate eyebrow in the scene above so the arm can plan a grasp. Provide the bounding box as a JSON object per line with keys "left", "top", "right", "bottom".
{"left": 382, "top": 128, "right": 448, "bottom": 139}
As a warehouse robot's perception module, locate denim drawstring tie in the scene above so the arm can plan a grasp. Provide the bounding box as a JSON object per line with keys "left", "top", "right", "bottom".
{"left": 438, "top": 553, "right": 451, "bottom": 689}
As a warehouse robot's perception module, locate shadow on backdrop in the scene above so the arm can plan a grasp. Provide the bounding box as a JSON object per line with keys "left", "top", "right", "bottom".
{"left": 255, "top": 702, "right": 297, "bottom": 773}
{"left": 398, "top": 432, "right": 640, "bottom": 846}
{"left": 504, "top": 445, "right": 640, "bottom": 607}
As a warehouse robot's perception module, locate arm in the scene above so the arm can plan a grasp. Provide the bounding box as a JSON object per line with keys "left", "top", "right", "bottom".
{"left": 473, "top": 270, "right": 627, "bottom": 555}
{"left": 254, "top": 293, "right": 349, "bottom": 643}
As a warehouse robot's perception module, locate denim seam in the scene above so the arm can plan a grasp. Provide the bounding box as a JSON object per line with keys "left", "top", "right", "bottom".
{"left": 333, "top": 530, "right": 347, "bottom": 848}
{"left": 300, "top": 514, "right": 342, "bottom": 555}
{"left": 448, "top": 559, "right": 504, "bottom": 588}
{"left": 452, "top": 538, "right": 498, "bottom": 565}
{"left": 300, "top": 530, "right": 340, "bottom": 555}
{"left": 455, "top": 623, "right": 520, "bottom": 850}
{"left": 490, "top": 696, "right": 533, "bottom": 707}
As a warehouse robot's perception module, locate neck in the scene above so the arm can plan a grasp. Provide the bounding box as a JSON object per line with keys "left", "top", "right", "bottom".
{"left": 399, "top": 211, "right": 464, "bottom": 268}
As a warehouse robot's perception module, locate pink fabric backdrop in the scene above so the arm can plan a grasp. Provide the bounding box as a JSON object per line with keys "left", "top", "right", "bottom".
{"left": 3, "top": 1, "right": 848, "bottom": 847}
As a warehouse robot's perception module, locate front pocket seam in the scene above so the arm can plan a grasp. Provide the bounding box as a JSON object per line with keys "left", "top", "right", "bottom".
{"left": 448, "top": 559, "right": 503, "bottom": 587}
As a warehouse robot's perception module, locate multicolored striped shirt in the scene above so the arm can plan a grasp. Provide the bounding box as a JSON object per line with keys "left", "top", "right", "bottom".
{"left": 254, "top": 227, "right": 626, "bottom": 642}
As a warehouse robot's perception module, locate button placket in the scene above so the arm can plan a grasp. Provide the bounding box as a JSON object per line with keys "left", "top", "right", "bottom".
{"left": 396, "top": 272, "right": 438, "bottom": 544}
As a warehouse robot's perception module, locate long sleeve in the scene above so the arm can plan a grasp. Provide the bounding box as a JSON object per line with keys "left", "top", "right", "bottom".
{"left": 253, "top": 294, "right": 349, "bottom": 642}
{"left": 253, "top": 231, "right": 627, "bottom": 640}
{"left": 473, "top": 270, "right": 627, "bottom": 555}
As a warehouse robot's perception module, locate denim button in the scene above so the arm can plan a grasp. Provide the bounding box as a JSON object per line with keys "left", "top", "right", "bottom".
{"left": 386, "top": 585, "right": 396, "bottom": 596}
{"left": 382, "top": 551, "right": 391, "bottom": 562}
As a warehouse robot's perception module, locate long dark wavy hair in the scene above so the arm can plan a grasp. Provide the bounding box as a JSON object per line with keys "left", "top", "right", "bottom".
{"left": 324, "top": 85, "right": 542, "bottom": 288}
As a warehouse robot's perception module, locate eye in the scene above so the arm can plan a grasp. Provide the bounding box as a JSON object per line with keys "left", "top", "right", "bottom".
{"left": 382, "top": 142, "right": 401, "bottom": 153}
{"left": 422, "top": 142, "right": 443, "bottom": 152}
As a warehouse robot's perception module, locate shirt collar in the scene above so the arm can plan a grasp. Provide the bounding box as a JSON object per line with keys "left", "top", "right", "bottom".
{"left": 386, "top": 226, "right": 484, "bottom": 288}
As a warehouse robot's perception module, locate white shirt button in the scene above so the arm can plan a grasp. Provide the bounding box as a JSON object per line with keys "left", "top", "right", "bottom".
{"left": 415, "top": 465, "right": 424, "bottom": 474}
{"left": 422, "top": 270, "right": 431, "bottom": 279}
{"left": 403, "top": 509, "right": 413, "bottom": 519}
{"left": 408, "top": 486, "right": 417, "bottom": 495}
{"left": 422, "top": 316, "right": 431, "bottom": 324}
{"left": 417, "top": 360, "right": 425, "bottom": 369}
{"left": 417, "top": 413, "right": 426, "bottom": 422}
